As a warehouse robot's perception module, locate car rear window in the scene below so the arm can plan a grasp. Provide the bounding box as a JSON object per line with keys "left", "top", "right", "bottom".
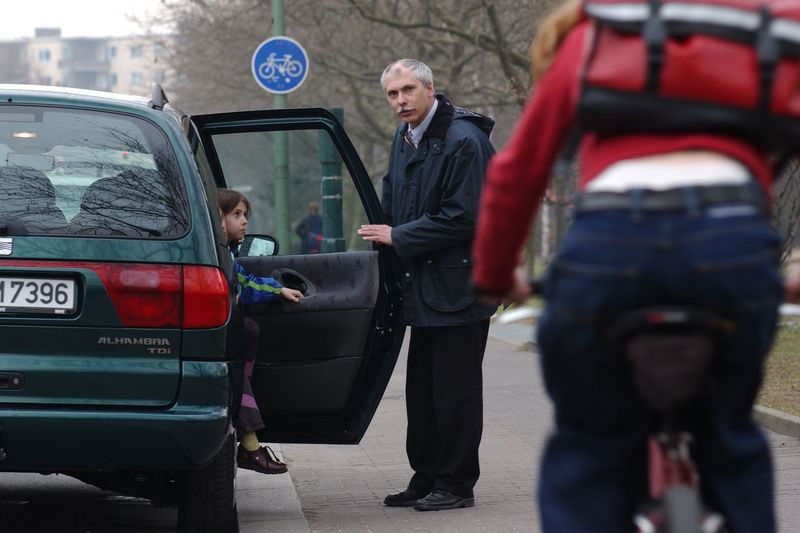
{"left": 0, "top": 105, "right": 189, "bottom": 238}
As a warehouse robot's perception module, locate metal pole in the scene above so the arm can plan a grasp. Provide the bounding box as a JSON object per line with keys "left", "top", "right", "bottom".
{"left": 271, "top": 0, "right": 291, "bottom": 250}
{"left": 320, "top": 108, "right": 345, "bottom": 252}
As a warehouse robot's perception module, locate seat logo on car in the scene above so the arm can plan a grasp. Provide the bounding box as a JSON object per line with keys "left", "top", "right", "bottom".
{"left": 0, "top": 238, "right": 11, "bottom": 256}
{"left": 97, "top": 336, "right": 172, "bottom": 355}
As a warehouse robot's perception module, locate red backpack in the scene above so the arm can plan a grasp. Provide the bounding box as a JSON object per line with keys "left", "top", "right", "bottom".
{"left": 578, "top": 0, "right": 800, "bottom": 155}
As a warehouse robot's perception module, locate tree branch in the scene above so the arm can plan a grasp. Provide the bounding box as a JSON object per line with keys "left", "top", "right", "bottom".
{"left": 482, "top": 0, "right": 529, "bottom": 107}
{"left": 346, "top": 0, "right": 530, "bottom": 70}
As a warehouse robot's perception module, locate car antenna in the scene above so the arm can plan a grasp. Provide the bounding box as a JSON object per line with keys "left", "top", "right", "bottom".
{"left": 149, "top": 82, "right": 169, "bottom": 110}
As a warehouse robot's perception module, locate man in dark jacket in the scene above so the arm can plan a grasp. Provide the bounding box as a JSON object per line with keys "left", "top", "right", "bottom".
{"left": 358, "top": 58, "right": 495, "bottom": 512}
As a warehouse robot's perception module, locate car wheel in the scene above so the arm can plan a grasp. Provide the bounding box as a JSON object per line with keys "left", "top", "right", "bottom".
{"left": 176, "top": 432, "right": 239, "bottom": 533}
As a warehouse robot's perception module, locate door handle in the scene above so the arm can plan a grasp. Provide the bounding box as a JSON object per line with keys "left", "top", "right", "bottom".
{"left": 0, "top": 372, "right": 24, "bottom": 390}
{"left": 273, "top": 268, "right": 315, "bottom": 297}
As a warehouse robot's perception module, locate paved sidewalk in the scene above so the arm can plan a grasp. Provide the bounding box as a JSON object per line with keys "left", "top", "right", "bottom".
{"left": 274, "top": 323, "right": 800, "bottom": 532}
{"left": 281, "top": 328, "right": 545, "bottom": 532}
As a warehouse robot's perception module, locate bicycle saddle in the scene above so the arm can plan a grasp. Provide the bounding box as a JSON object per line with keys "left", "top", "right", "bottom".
{"left": 606, "top": 307, "right": 735, "bottom": 413}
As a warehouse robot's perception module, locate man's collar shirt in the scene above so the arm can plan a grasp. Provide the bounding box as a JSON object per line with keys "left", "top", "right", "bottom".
{"left": 406, "top": 98, "right": 439, "bottom": 148}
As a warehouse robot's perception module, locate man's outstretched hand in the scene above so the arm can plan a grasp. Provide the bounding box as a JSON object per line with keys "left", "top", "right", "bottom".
{"left": 358, "top": 224, "right": 393, "bottom": 246}
{"left": 478, "top": 267, "right": 533, "bottom": 307}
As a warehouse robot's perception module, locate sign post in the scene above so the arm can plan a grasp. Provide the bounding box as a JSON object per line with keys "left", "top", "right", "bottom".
{"left": 253, "top": 1, "right": 310, "bottom": 250}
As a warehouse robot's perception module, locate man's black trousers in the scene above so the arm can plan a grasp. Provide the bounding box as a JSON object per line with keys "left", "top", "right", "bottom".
{"left": 405, "top": 319, "right": 490, "bottom": 498}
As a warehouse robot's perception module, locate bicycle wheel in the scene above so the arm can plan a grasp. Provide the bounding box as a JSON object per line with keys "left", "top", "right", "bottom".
{"left": 664, "top": 485, "right": 702, "bottom": 533}
{"left": 286, "top": 60, "right": 303, "bottom": 77}
{"left": 258, "top": 62, "right": 276, "bottom": 79}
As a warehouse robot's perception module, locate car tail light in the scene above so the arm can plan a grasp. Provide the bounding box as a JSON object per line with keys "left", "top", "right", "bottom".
{"left": 103, "top": 264, "right": 228, "bottom": 328}
{"left": 183, "top": 265, "right": 230, "bottom": 329}
{"left": 102, "top": 264, "right": 182, "bottom": 327}
{"left": 0, "top": 261, "right": 230, "bottom": 329}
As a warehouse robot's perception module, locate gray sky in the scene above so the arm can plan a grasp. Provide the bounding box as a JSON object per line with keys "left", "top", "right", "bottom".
{"left": 0, "top": 0, "right": 167, "bottom": 40}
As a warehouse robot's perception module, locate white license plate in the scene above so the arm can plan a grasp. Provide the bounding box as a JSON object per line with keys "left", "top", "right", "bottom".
{"left": 0, "top": 277, "right": 77, "bottom": 314}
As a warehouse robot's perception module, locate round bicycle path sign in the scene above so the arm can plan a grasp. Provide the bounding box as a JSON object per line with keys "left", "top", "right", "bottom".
{"left": 251, "top": 36, "right": 309, "bottom": 94}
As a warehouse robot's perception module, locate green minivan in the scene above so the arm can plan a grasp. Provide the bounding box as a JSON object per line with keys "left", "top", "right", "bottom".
{"left": 0, "top": 84, "right": 405, "bottom": 532}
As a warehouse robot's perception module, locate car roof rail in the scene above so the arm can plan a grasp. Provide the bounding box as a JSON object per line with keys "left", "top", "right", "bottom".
{"left": 149, "top": 82, "right": 169, "bottom": 110}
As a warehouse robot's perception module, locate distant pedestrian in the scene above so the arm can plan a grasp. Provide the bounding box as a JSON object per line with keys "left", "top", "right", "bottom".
{"left": 295, "top": 201, "right": 323, "bottom": 254}
{"left": 358, "top": 58, "right": 496, "bottom": 511}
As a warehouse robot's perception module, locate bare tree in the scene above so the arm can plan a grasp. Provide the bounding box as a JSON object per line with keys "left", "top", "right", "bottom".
{"left": 155, "top": 0, "right": 799, "bottom": 263}
{"left": 157, "top": 0, "right": 547, "bottom": 168}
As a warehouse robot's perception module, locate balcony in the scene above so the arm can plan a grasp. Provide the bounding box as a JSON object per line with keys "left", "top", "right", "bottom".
{"left": 58, "top": 58, "right": 110, "bottom": 73}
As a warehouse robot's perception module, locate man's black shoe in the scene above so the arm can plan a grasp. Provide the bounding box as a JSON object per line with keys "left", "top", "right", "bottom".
{"left": 414, "top": 489, "right": 475, "bottom": 511}
{"left": 383, "top": 488, "right": 427, "bottom": 507}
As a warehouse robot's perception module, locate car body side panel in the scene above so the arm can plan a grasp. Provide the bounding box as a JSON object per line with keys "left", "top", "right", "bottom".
{"left": 0, "top": 361, "right": 232, "bottom": 471}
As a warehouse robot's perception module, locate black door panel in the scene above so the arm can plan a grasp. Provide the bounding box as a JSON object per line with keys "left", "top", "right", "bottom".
{"left": 253, "top": 357, "right": 360, "bottom": 416}
{"left": 238, "top": 251, "right": 383, "bottom": 429}
{"left": 238, "top": 251, "right": 378, "bottom": 313}
{"left": 190, "top": 109, "right": 404, "bottom": 444}
{"left": 247, "top": 309, "right": 372, "bottom": 363}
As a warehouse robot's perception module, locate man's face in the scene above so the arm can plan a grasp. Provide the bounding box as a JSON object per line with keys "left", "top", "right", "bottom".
{"left": 383, "top": 67, "right": 434, "bottom": 128}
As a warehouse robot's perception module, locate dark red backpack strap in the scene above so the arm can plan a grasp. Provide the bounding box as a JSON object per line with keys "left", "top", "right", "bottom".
{"left": 756, "top": 4, "right": 779, "bottom": 112}
{"left": 643, "top": 0, "right": 666, "bottom": 92}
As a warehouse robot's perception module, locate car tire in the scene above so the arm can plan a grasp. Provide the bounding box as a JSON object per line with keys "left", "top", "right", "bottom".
{"left": 176, "top": 432, "right": 239, "bottom": 533}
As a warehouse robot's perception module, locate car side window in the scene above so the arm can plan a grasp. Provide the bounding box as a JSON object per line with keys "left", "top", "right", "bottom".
{"left": 211, "top": 127, "right": 369, "bottom": 255}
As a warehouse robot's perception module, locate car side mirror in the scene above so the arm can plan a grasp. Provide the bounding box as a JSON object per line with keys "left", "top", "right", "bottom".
{"left": 239, "top": 234, "right": 279, "bottom": 257}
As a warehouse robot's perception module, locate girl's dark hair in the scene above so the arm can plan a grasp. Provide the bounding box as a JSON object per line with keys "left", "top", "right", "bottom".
{"left": 217, "top": 188, "right": 251, "bottom": 216}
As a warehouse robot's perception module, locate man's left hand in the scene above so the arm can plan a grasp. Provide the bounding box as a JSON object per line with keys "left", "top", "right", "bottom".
{"left": 358, "top": 224, "right": 393, "bottom": 246}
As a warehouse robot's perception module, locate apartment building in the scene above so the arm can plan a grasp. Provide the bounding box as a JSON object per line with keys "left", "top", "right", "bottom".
{"left": 0, "top": 28, "right": 172, "bottom": 97}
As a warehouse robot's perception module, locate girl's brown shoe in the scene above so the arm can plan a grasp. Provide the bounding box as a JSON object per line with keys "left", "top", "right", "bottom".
{"left": 237, "top": 444, "right": 288, "bottom": 475}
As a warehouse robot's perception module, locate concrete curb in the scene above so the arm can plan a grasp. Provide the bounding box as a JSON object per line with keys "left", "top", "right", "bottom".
{"left": 488, "top": 325, "right": 800, "bottom": 440}
{"left": 753, "top": 405, "right": 800, "bottom": 440}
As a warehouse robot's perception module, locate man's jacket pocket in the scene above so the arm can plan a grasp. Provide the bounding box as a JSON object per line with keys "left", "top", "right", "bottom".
{"left": 421, "top": 253, "right": 477, "bottom": 312}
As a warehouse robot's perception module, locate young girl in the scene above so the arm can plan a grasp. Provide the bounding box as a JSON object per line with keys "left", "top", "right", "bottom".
{"left": 218, "top": 188, "right": 303, "bottom": 475}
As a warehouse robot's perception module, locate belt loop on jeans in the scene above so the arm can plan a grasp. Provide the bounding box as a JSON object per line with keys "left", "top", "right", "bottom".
{"left": 748, "top": 180, "right": 766, "bottom": 212}
{"left": 683, "top": 186, "right": 701, "bottom": 218}
{"left": 629, "top": 188, "right": 644, "bottom": 223}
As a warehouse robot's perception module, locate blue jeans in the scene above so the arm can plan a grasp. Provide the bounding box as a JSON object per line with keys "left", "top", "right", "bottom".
{"left": 536, "top": 205, "right": 782, "bottom": 533}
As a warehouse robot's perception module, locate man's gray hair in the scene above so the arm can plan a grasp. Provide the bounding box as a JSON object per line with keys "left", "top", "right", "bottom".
{"left": 380, "top": 59, "right": 434, "bottom": 90}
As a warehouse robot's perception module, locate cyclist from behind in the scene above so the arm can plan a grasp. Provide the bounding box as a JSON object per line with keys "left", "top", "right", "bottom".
{"left": 472, "top": 1, "right": 799, "bottom": 531}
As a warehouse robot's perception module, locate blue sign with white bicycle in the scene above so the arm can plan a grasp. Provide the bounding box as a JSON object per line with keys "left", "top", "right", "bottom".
{"left": 251, "top": 36, "right": 309, "bottom": 94}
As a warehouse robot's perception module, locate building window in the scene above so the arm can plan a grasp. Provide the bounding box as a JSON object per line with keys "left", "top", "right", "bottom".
{"left": 108, "top": 46, "right": 116, "bottom": 59}
{"left": 40, "top": 76, "right": 51, "bottom": 85}
{"left": 131, "top": 71, "right": 143, "bottom": 86}
{"left": 110, "top": 73, "right": 118, "bottom": 86}
{"left": 38, "top": 49, "right": 51, "bottom": 62}
{"left": 62, "top": 46, "right": 71, "bottom": 60}
{"left": 130, "top": 45, "right": 143, "bottom": 58}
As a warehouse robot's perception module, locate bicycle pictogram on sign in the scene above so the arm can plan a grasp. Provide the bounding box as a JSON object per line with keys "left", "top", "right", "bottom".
{"left": 251, "top": 37, "right": 309, "bottom": 94}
